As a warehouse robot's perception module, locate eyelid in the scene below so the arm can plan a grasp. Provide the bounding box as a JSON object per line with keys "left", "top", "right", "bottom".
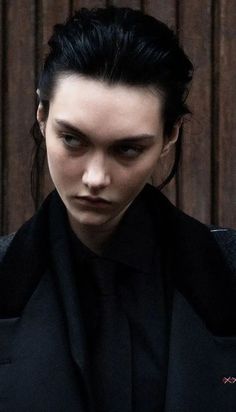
{"left": 60, "top": 132, "right": 85, "bottom": 140}
{"left": 113, "top": 143, "right": 146, "bottom": 158}
{"left": 59, "top": 133, "right": 87, "bottom": 149}
{"left": 114, "top": 142, "right": 146, "bottom": 151}
{"left": 59, "top": 132, "right": 88, "bottom": 143}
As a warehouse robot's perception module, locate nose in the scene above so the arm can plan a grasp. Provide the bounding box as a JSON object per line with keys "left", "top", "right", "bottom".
{"left": 82, "top": 152, "right": 111, "bottom": 191}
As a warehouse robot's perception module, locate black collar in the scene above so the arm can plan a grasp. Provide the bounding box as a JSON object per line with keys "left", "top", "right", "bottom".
{"left": 68, "top": 185, "right": 159, "bottom": 275}
{"left": 102, "top": 186, "right": 159, "bottom": 274}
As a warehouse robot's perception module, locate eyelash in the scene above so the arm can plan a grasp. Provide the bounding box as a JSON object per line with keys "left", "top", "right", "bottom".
{"left": 115, "top": 144, "right": 145, "bottom": 158}
{"left": 59, "top": 133, "right": 145, "bottom": 158}
{"left": 60, "top": 134, "right": 84, "bottom": 148}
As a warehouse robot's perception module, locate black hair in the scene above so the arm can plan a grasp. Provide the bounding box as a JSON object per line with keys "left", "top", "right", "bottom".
{"left": 31, "top": 6, "right": 193, "bottom": 206}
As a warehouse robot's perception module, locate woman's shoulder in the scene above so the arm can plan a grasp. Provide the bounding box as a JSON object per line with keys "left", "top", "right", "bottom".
{"left": 208, "top": 225, "right": 236, "bottom": 238}
{"left": 208, "top": 225, "right": 236, "bottom": 271}
{"left": 0, "top": 232, "right": 16, "bottom": 262}
{"left": 0, "top": 192, "right": 54, "bottom": 264}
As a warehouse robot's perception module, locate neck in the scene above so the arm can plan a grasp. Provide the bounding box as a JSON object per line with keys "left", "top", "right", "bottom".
{"left": 67, "top": 215, "right": 122, "bottom": 256}
{"left": 73, "top": 226, "right": 114, "bottom": 255}
{"left": 67, "top": 202, "right": 132, "bottom": 255}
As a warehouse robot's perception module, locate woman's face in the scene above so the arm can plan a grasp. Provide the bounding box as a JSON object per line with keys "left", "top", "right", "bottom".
{"left": 37, "top": 75, "right": 178, "bottom": 234}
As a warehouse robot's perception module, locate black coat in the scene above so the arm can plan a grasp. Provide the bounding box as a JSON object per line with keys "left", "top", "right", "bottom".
{"left": 0, "top": 184, "right": 236, "bottom": 411}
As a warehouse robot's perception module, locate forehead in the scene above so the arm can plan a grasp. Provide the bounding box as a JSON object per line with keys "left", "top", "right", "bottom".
{"left": 48, "top": 74, "right": 164, "bottom": 136}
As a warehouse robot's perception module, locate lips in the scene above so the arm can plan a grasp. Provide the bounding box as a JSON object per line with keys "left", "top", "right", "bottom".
{"left": 74, "top": 196, "right": 112, "bottom": 208}
{"left": 77, "top": 196, "right": 111, "bottom": 204}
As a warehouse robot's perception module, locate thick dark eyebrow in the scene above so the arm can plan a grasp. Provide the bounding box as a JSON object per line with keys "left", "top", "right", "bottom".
{"left": 54, "top": 119, "right": 156, "bottom": 143}
{"left": 54, "top": 119, "right": 87, "bottom": 138}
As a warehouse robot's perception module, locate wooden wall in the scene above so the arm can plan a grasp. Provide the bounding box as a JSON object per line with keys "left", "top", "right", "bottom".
{"left": 0, "top": 0, "right": 236, "bottom": 234}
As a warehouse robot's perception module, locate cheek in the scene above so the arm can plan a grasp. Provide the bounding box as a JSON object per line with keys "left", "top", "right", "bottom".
{"left": 116, "top": 152, "right": 161, "bottom": 187}
{"left": 46, "top": 146, "right": 78, "bottom": 184}
{"left": 46, "top": 148, "right": 62, "bottom": 177}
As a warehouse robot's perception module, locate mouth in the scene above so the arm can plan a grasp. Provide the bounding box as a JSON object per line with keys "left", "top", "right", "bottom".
{"left": 74, "top": 196, "right": 112, "bottom": 208}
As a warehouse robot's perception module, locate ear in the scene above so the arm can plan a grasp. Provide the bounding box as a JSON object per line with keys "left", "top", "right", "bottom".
{"left": 160, "top": 120, "right": 182, "bottom": 158}
{"left": 36, "top": 91, "right": 46, "bottom": 137}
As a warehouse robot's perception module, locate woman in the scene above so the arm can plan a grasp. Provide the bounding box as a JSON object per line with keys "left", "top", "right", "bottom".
{"left": 0, "top": 6, "right": 236, "bottom": 412}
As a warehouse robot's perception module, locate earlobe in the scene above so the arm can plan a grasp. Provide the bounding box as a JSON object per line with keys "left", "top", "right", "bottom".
{"left": 39, "top": 122, "right": 45, "bottom": 137}
{"left": 160, "top": 122, "right": 181, "bottom": 158}
{"left": 36, "top": 102, "right": 46, "bottom": 137}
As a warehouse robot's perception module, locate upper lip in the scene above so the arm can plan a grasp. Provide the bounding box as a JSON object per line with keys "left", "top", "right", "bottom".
{"left": 77, "top": 196, "right": 111, "bottom": 203}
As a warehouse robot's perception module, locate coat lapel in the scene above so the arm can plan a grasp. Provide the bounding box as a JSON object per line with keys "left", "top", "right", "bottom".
{"left": 0, "top": 192, "right": 94, "bottom": 408}
{"left": 165, "top": 289, "right": 236, "bottom": 412}
{"left": 47, "top": 194, "right": 93, "bottom": 405}
{"left": 0, "top": 195, "right": 51, "bottom": 317}
{"left": 145, "top": 184, "right": 236, "bottom": 337}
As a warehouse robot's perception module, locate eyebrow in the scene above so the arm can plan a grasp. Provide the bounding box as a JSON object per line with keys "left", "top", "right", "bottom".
{"left": 54, "top": 119, "right": 156, "bottom": 142}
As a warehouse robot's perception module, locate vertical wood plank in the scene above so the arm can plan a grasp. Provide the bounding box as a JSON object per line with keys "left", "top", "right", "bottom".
{"left": 215, "top": 0, "right": 236, "bottom": 228}
{"left": 37, "top": 0, "right": 71, "bottom": 204}
{"left": 0, "top": 1, "right": 3, "bottom": 233}
{"left": 3, "top": 0, "right": 36, "bottom": 234}
{"left": 177, "top": 0, "right": 212, "bottom": 224}
{"left": 143, "top": 0, "right": 177, "bottom": 204}
{"left": 73, "top": 0, "right": 106, "bottom": 8}
{"left": 144, "top": 0, "right": 176, "bottom": 26}
{"left": 109, "top": 0, "right": 141, "bottom": 9}
{"left": 40, "top": 0, "right": 71, "bottom": 54}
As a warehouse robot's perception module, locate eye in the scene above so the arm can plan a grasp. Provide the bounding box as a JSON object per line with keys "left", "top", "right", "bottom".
{"left": 60, "top": 134, "right": 86, "bottom": 149}
{"left": 115, "top": 144, "right": 145, "bottom": 158}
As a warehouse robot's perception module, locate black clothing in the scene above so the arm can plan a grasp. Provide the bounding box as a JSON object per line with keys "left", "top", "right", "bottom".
{"left": 0, "top": 183, "right": 236, "bottom": 411}
{"left": 67, "top": 189, "right": 168, "bottom": 411}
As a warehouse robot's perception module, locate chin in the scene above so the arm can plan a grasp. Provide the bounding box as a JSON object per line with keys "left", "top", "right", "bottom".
{"left": 70, "top": 209, "right": 114, "bottom": 227}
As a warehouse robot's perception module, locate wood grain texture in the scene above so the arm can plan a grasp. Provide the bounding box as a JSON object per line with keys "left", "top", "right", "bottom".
{"left": 40, "top": 0, "right": 71, "bottom": 52}
{"left": 73, "top": 0, "right": 107, "bottom": 8}
{"left": 144, "top": 0, "right": 176, "bottom": 26}
{"left": 108, "top": 0, "right": 141, "bottom": 9}
{"left": 143, "top": 0, "right": 177, "bottom": 204}
{"left": 177, "top": 0, "right": 212, "bottom": 224}
{"left": 215, "top": 0, "right": 236, "bottom": 228}
{"left": 37, "top": 0, "right": 71, "bottom": 204}
{"left": 0, "top": 1, "right": 3, "bottom": 232}
{"left": 3, "top": 0, "right": 36, "bottom": 233}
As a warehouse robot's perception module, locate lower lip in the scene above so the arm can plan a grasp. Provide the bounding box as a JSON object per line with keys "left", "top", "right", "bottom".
{"left": 75, "top": 198, "right": 111, "bottom": 208}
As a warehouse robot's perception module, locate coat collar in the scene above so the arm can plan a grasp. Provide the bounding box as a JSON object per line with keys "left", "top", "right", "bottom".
{"left": 102, "top": 185, "right": 161, "bottom": 274}
{"left": 145, "top": 184, "right": 236, "bottom": 336}
{"left": 67, "top": 185, "right": 160, "bottom": 275}
{"left": 0, "top": 194, "right": 51, "bottom": 317}
{"left": 0, "top": 184, "right": 236, "bottom": 336}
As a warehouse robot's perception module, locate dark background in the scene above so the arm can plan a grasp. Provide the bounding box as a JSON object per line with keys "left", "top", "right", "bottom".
{"left": 0, "top": 0, "right": 235, "bottom": 234}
